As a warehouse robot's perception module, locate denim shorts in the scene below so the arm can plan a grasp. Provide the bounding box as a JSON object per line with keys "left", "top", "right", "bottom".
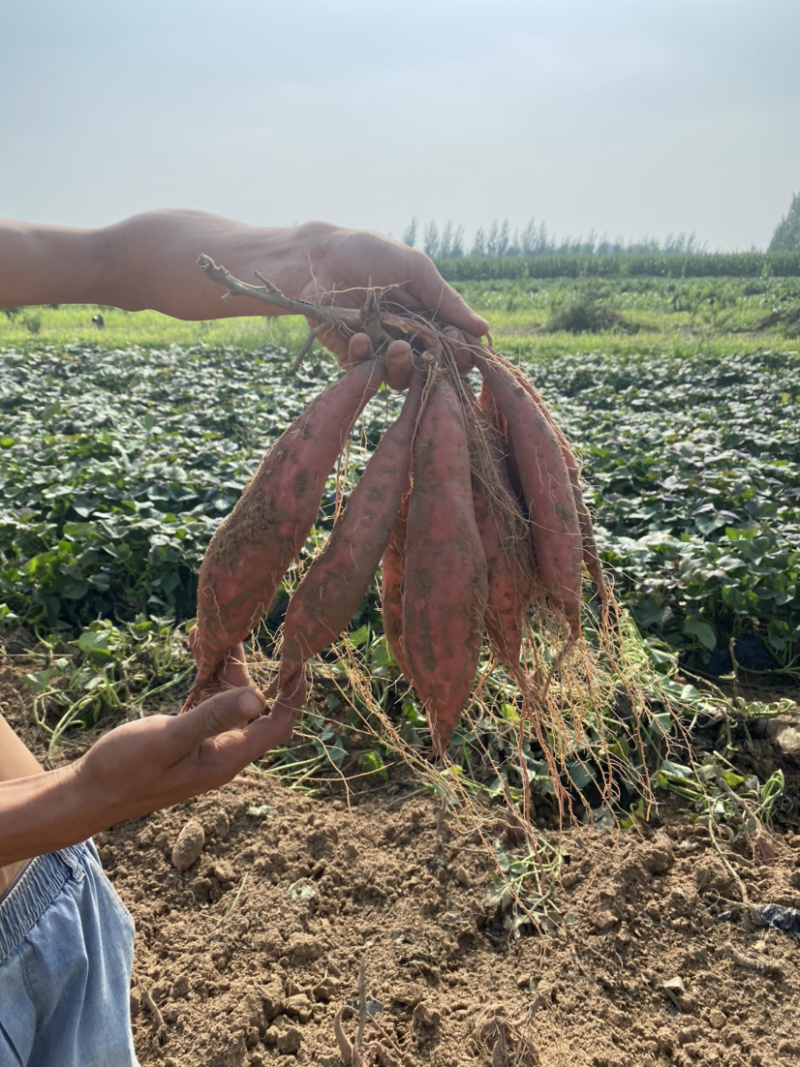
{"left": 0, "top": 840, "right": 139, "bottom": 1067}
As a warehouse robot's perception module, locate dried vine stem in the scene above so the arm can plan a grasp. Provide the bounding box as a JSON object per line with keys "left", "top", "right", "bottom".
{"left": 197, "top": 253, "right": 442, "bottom": 359}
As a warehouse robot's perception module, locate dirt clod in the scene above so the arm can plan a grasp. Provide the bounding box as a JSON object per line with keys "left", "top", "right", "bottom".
{"left": 170, "top": 817, "right": 205, "bottom": 871}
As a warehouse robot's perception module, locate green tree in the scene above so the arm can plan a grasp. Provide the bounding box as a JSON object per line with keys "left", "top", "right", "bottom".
{"left": 768, "top": 192, "right": 800, "bottom": 251}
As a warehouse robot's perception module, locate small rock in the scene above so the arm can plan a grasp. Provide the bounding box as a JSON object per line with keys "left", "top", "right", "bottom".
{"left": 593, "top": 910, "right": 618, "bottom": 933}
{"left": 663, "top": 976, "right": 686, "bottom": 995}
{"left": 663, "top": 976, "right": 695, "bottom": 1013}
{"left": 283, "top": 994, "right": 313, "bottom": 1023}
{"left": 313, "top": 978, "right": 340, "bottom": 1003}
{"left": 277, "top": 1027, "right": 302, "bottom": 1055}
{"left": 454, "top": 866, "right": 470, "bottom": 888}
{"left": 285, "top": 932, "right": 323, "bottom": 962}
{"left": 413, "top": 1001, "right": 441, "bottom": 1029}
{"left": 645, "top": 844, "right": 674, "bottom": 875}
{"left": 263, "top": 1027, "right": 279, "bottom": 1048}
{"left": 243, "top": 992, "right": 266, "bottom": 1032}
{"left": 773, "top": 724, "right": 800, "bottom": 754}
{"left": 212, "top": 809, "right": 231, "bottom": 839}
{"left": 171, "top": 975, "right": 190, "bottom": 999}
{"left": 213, "top": 859, "right": 236, "bottom": 883}
{"left": 260, "top": 979, "right": 284, "bottom": 1021}
{"left": 708, "top": 1008, "right": 726, "bottom": 1030}
{"left": 171, "top": 818, "right": 205, "bottom": 871}
{"left": 655, "top": 1027, "right": 674, "bottom": 1054}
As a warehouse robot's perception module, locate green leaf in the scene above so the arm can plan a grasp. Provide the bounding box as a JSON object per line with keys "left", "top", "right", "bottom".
{"left": 77, "top": 630, "right": 111, "bottom": 654}
{"left": 348, "top": 624, "right": 369, "bottom": 648}
{"left": 682, "top": 617, "right": 717, "bottom": 650}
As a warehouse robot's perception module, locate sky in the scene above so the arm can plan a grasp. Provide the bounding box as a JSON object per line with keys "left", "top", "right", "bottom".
{"left": 2, "top": 0, "right": 799, "bottom": 251}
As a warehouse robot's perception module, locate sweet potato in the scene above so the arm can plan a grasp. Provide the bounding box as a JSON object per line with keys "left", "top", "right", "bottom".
{"left": 471, "top": 415, "right": 536, "bottom": 671}
{"left": 503, "top": 357, "right": 606, "bottom": 598}
{"left": 379, "top": 484, "right": 411, "bottom": 679}
{"left": 277, "top": 370, "right": 423, "bottom": 687}
{"left": 475, "top": 350, "right": 582, "bottom": 638}
{"left": 403, "top": 374, "right": 488, "bottom": 755}
{"left": 480, "top": 367, "right": 605, "bottom": 601}
{"left": 184, "top": 358, "right": 383, "bottom": 708}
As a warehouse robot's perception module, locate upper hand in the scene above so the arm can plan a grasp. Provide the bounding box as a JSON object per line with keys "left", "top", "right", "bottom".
{"left": 296, "top": 224, "right": 488, "bottom": 362}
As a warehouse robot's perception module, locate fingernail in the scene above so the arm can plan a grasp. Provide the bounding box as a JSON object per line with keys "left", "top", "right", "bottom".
{"left": 238, "top": 690, "right": 264, "bottom": 716}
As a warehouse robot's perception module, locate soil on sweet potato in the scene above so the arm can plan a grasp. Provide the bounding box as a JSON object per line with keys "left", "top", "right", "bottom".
{"left": 2, "top": 663, "right": 800, "bottom": 1067}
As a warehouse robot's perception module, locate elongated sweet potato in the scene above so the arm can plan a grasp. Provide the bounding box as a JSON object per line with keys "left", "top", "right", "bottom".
{"left": 500, "top": 355, "right": 606, "bottom": 598}
{"left": 403, "top": 374, "right": 488, "bottom": 755}
{"left": 184, "top": 358, "right": 383, "bottom": 708}
{"left": 471, "top": 415, "right": 536, "bottom": 671}
{"left": 475, "top": 350, "right": 582, "bottom": 637}
{"left": 277, "top": 370, "right": 423, "bottom": 687}
{"left": 480, "top": 368, "right": 605, "bottom": 601}
{"left": 380, "top": 483, "right": 411, "bottom": 679}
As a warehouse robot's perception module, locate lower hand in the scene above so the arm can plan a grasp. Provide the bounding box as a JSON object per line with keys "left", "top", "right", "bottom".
{"left": 71, "top": 683, "right": 300, "bottom": 824}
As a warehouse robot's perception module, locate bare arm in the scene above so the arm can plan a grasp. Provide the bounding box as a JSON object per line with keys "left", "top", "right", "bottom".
{"left": 0, "top": 210, "right": 488, "bottom": 354}
{"left": 0, "top": 684, "right": 298, "bottom": 868}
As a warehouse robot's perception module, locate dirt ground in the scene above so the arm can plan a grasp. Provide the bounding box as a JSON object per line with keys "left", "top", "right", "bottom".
{"left": 2, "top": 662, "right": 800, "bottom": 1067}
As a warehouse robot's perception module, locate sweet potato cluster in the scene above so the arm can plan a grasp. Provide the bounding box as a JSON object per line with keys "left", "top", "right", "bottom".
{"left": 183, "top": 340, "right": 604, "bottom": 755}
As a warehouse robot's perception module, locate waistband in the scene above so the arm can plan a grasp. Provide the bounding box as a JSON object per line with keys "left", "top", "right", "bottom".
{"left": 0, "top": 842, "right": 94, "bottom": 964}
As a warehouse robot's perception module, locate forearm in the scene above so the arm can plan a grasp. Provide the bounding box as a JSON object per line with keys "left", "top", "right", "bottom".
{"left": 0, "top": 765, "right": 99, "bottom": 867}
{"left": 0, "top": 219, "right": 110, "bottom": 309}
{"left": 0, "top": 210, "right": 334, "bottom": 317}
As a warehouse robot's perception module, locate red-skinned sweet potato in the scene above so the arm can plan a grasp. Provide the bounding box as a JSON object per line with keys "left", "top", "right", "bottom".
{"left": 380, "top": 483, "right": 411, "bottom": 679}
{"left": 402, "top": 374, "right": 488, "bottom": 755}
{"left": 277, "top": 370, "right": 423, "bottom": 687}
{"left": 499, "top": 355, "right": 606, "bottom": 598}
{"left": 471, "top": 414, "right": 536, "bottom": 671}
{"left": 184, "top": 358, "right": 383, "bottom": 709}
{"left": 475, "top": 350, "right": 582, "bottom": 638}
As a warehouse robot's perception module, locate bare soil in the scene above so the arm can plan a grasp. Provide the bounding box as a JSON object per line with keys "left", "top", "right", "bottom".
{"left": 2, "top": 663, "right": 800, "bottom": 1067}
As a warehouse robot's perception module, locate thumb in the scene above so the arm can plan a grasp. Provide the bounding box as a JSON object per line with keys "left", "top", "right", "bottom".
{"left": 174, "top": 687, "right": 266, "bottom": 750}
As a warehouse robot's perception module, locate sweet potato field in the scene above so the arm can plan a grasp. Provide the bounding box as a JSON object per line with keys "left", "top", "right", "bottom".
{"left": 1, "top": 297, "right": 797, "bottom": 690}
{"left": 1, "top": 301, "right": 798, "bottom": 793}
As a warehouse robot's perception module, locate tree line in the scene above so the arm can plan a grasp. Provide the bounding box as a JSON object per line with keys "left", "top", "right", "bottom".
{"left": 401, "top": 218, "right": 708, "bottom": 259}
{"left": 402, "top": 192, "right": 800, "bottom": 259}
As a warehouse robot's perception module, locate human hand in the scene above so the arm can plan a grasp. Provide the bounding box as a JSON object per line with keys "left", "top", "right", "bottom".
{"left": 295, "top": 223, "right": 488, "bottom": 362}
{"left": 71, "top": 674, "right": 305, "bottom": 825}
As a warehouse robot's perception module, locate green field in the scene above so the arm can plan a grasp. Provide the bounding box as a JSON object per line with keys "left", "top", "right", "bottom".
{"left": 1, "top": 277, "right": 798, "bottom": 783}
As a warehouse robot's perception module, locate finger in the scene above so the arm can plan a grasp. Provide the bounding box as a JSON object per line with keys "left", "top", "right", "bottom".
{"left": 343, "top": 332, "right": 373, "bottom": 367}
{"left": 173, "top": 687, "right": 266, "bottom": 752}
{"left": 407, "top": 251, "right": 489, "bottom": 337}
{"left": 384, "top": 339, "right": 413, "bottom": 391}
{"left": 316, "top": 323, "right": 351, "bottom": 363}
{"left": 217, "top": 643, "right": 252, "bottom": 690}
{"left": 237, "top": 669, "right": 307, "bottom": 757}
